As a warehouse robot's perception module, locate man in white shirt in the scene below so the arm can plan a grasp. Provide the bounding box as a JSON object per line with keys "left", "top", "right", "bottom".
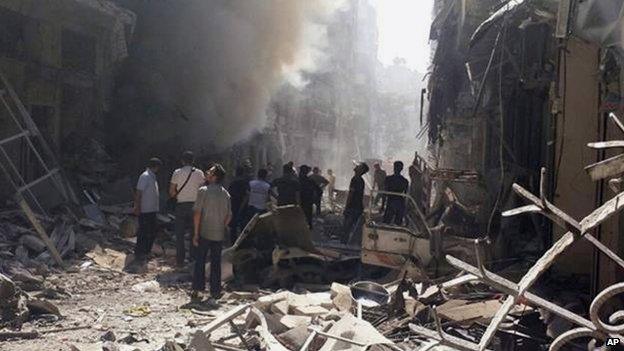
{"left": 133, "top": 157, "right": 162, "bottom": 260}
{"left": 169, "top": 151, "right": 206, "bottom": 267}
{"left": 246, "top": 169, "right": 271, "bottom": 218}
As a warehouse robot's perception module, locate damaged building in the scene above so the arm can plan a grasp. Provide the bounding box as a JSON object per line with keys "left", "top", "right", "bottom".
{"left": 427, "top": 0, "right": 624, "bottom": 293}
{"left": 0, "top": 0, "right": 135, "bottom": 205}
{"left": 5, "top": 0, "right": 624, "bottom": 351}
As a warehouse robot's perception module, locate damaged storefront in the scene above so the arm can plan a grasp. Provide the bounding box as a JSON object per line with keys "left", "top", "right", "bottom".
{"left": 422, "top": 0, "right": 624, "bottom": 349}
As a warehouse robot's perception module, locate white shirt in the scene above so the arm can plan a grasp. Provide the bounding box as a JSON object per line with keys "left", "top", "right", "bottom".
{"left": 136, "top": 169, "right": 159, "bottom": 213}
{"left": 170, "top": 166, "right": 205, "bottom": 203}
{"left": 248, "top": 179, "right": 271, "bottom": 210}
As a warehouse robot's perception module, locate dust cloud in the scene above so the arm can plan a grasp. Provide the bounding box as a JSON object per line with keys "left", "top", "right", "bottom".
{"left": 135, "top": 0, "right": 346, "bottom": 148}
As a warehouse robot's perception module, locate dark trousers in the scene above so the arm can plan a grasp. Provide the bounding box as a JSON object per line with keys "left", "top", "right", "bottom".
{"left": 243, "top": 206, "right": 266, "bottom": 228}
{"left": 229, "top": 201, "right": 243, "bottom": 240}
{"left": 302, "top": 203, "right": 313, "bottom": 228}
{"left": 175, "top": 202, "right": 195, "bottom": 265}
{"left": 135, "top": 212, "right": 157, "bottom": 258}
{"left": 314, "top": 194, "right": 322, "bottom": 216}
{"left": 383, "top": 201, "right": 406, "bottom": 225}
{"left": 192, "top": 238, "right": 223, "bottom": 296}
{"left": 342, "top": 208, "right": 362, "bottom": 244}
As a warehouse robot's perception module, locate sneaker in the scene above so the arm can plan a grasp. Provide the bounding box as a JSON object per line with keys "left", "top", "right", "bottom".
{"left": 211, "top": 291, "right": 224, "bottom": 300}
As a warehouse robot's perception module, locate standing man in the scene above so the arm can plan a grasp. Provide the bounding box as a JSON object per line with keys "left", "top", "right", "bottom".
{"left": 271, "top": 164, "right": 301, "bottom": 206}
{"left": 298, "top": 165, "right": 321, "bottom": 228}
{"left": 309, "top": 167, "right": 329, "bottom": 216}
{"left": 169, "top": 151, "right": 206, "bottom": 267}
{"left": 227, "top": 167, "right": 250, "bottom": 241}
{"left": 327, "top": 169, "right": 336, "bottom": 210}
{"left": 384, "top": 161, "right": 410, "bottom": 225}
{"left": 245, "top": 168, "right": 271, "bottom": 222}
{"left": 266, "top": 162, "right": 275, "bottom": 182}
{"left": 192, "top": 164, "right": 231, "bottom": 302}
{"left": 372, "top": 163, "right": 387, "bottom": 211}
{"left": 133, "top": 157, "right": 162, "bottom": 261}
{"left": 409, "top": 153, "right": 425, "bottom": 212}
{"left": 342, "top": 163, "right": 369, "bottom": 244}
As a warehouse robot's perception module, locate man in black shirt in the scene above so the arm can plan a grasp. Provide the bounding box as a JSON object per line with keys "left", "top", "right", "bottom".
{"left": 228, "top": 167, "right": 250, "bottom": 240}
{"left": 384, "top": 161, "right": 409, "bottom": 225}
{"left": 271, "top": 164, "right": 301, "bottom": 206}
{"left": 342, "top": 162, "right": 369, "bottom": 244}
{"left": 298, "top": 165, "right": 321, "bottom": 228}
{"left": 309, "top": 167, "right": 329, "bottom": 216}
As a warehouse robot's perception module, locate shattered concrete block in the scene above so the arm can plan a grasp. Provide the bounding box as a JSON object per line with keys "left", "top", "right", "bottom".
{"left": 258, "top": 291, "right": 290, "bottom": 304}
{"left": 277, "top": 326, "right": 310, "bottom": 350}
{"left": 320, "top": 309, "right": 344, "bottom": 322}
{"left": 279, "top": 315, "right": 312, "bottom": 329}
{"left": 187, "top": 330, "right": 215, "bottom": 351}
{"left": 404, "top": 297, "right": 426, "bottom": 318}
{"left": 293, "top": 305, "right": 328, "bottom": 317}
{"left": 330, "top": 283, "right": 350, "bottom": 298}
{"left": 271, "top": 300, "right": 289, "bottom": 315}
{"left": 319, "top": 314, "right": 394, "bottom": 351}
{"left": 331, "top": 292, "right": 353, "bottom": 312}
{"left": 245, "top": 310, "right": 288, "bottom": 334}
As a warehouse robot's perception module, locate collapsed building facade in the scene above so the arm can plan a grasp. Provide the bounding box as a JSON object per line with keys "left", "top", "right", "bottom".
{"left": 426, "top": 0, "right": 624, "bottom": 298}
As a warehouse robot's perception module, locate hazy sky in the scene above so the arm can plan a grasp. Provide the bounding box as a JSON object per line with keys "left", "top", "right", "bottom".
{"left": 373, "top": 0, "right": 433, "bottom": 73}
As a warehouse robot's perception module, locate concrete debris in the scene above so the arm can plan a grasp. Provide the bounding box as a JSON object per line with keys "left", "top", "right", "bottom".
{"left": 131, "top": 280, "right": 160, "bottom": 293}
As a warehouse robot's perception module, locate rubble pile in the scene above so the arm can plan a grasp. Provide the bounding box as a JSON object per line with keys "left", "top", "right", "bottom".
{"left": 61, "top": 134, "right": 121, "bottom": 188}
{"left": 159, "top": 276, "right": 547, "bottom": 351}
{"left": 0, "top": 206, "right": 136, "bottom": 328}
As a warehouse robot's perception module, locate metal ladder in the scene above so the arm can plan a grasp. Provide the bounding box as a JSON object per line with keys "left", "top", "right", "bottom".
{"left": 0, "top": 71, "right": 77, "bottom": 216}
{"left": 0, "top": 70, "right": 77, "bottom": 266}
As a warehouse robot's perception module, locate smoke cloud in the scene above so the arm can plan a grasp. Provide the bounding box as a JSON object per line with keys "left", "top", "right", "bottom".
{"left": 133, "top": 0, "right": 346, "bottom": 148}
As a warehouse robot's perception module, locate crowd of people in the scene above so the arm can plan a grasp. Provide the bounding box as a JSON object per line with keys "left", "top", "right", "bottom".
{"left": 131, "top": 151, "right": 339, "bottom": 303}
{"left": 131, "top": 151, "right": 426, "bottom": 303}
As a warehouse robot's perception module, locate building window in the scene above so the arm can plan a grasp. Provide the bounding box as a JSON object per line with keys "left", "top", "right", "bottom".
{"left": 61, "top": 29, "right": 96, "bottom": 73}
{"left": 0, "top": 7, "right": 27, "bottom": 60}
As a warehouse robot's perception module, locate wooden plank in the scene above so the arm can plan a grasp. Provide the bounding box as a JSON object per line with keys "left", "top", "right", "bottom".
{"left": 16, "top": 195, "right": 64, "bottom": 267}
{"left": 201, "top": 304, "right": 250, "bottom": 334}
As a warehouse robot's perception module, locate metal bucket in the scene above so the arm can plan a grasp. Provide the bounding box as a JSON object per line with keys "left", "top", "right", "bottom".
{"left": 350, "top": 281, "right": 390, "bottom": 308}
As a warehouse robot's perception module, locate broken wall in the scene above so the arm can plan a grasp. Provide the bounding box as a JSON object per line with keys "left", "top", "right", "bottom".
{"left": 551, "top": 38, "right": 601, "bottom": 276}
